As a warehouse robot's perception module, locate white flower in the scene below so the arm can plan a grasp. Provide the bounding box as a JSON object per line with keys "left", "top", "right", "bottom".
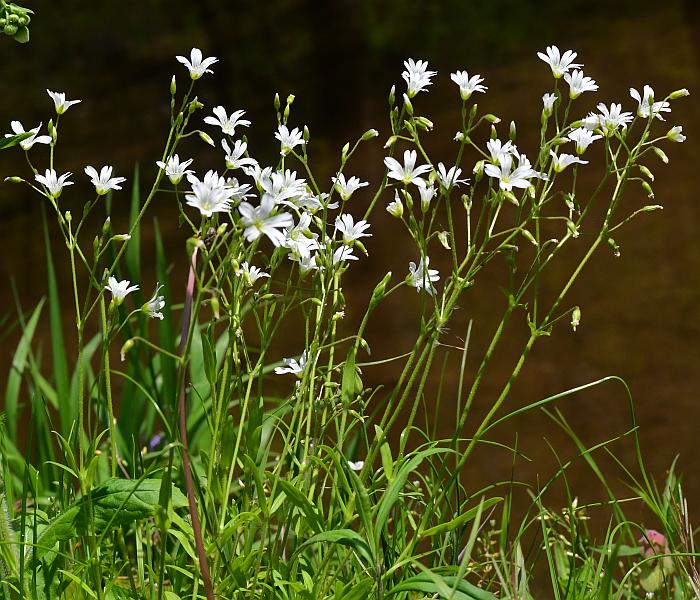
{"left": 238, "top": 195, "right": 294, "bottom": 246}
{"left": 261, "top": 169, "right": 308, "bottom": 206}
{"left": 236, "top": 261, "right": 270, "bottom": 286}
{"left": 450, "top": 71, "right": 487, "bottom": 101}
{"left": 667, "top": 125, "right": 686, "bottom": 143}
{"left": 185, "top": 170, "right": 234, "bottom": 216}
{"left": 332, "top": 245, "right": 359, "bottom": 264}
{"left": 435, "top": 162, "right": 468, "bottom": 189}
{"left": 542, "top": 93, "right": 557, "bottom": 116}
{"left": 567, "top": 128, "right": 602, "bottom": 154}
{"left": 416, "top": 179, "right": 437, "bottom": 211}
{"left": 596, "top": 103, "right": 633, "bottom": 136}
{"left": 5, "top": 121, "right": 51, "bottom": 150}
{"left": 176, "top": 48, "right": 218, "bottom": 80}
{"left": 485, "top": 153, "right": 545, "bottom": 191}
{"left": 335, "top": 214, "right": 371, "bottom": 244}
{"left": 46, "top": 90, "right": 81, "bottom": 115}
{"left": 581, "top": 113, "right": 601, "bottom": 131}
{"left": 293, "top": 252, "right": 321, "bottom": 274}
{"left": 407, "top": 256, "right": 440, "bottom": 295}
{"left": 537, "top": 46, "right": 582, "bottom": 78}
{"left": 454, "top": 131, "right": 465, "bottom": 142}
{"left": 275, "top": 350, "right": 308, "bottom": 375}
{"left": 35, "top": 168, "right": 73, "bottom": 198}
{"left": 204, "top": 106, "right": 250, "bottom": 136}
{"left": 564, "top": 70, "right": 598, "bottom": 99}
{"left": 384, "top": 149, "right": 432, "bottom": 186}
{"left": 402, "top": 58, "right": 437, "bottom": 97}
{"left": 84, "top": 165, "right": 127, "bottom": 195}
{"left": 156, "top": 154, "right": 194, "bottom": 185}
{"left": 142, "top": 283, "right": 165, "bottom": 319}
{"left": 225, "top": 177, "right": 253, "bottom": 201}
{"left": 486, "top": 138, "right": 517, "bottom": 165}
{"left": 221, "top": 139, "right": 256, "bottom": 170}
{"left": 549, "top": 149, "right": 588, "bottom": 172}
{"left": 106, "top": 276, "right": 139, "bottom": 305}
{"left": 332, "top": 173, "right": 368, "bottom": 201}
{"left": 284, "top": 212, "right": 319, "bottom": 259}
{"left": 275, "top": 125, "right": 305, "bottom": 155}
{"left": 347, "top": 460, "right": 364, "bottom": 471}
{"left": 387, "top": 192, "right": 404, "bottom": 218}
{"left": 630, "top": 85, "right": 671, "bottom": 121}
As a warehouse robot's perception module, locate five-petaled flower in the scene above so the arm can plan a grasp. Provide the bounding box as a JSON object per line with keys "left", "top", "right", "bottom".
{"left": 275, "top": 124, "right": 306, "bottom": 156}
{"left": 549, "top": 149, "right": 588, "bottom": 172}
{"left": 485, "top": 152, "right": 544, "bottom": 191}
{"left": 5, "top": 121, "right": 51, "bottom": 150}
{"left": 185, "top": 170, "right": 234, "bottom": 217}
{"left": 236, "top": 261, "right": 270, "bottom": 287}
{"left": 407, "top": 256, "right": 440, "bottom": 295}
{"left": 402, "top": 58, "right": 436, "bottom": 97}
{"left": 46, "top": 90, "right": 81, "bottom": 115}
{"left": 630, "top": 85, "right": 671, "bottom": 121}
{"left": 238, "top": 195, "right": 294, "bottom": 246}
{"left": 537, "top": 46, "right": 582, "bottom": 78}
{"left": 106, "top": 276, "right": 139, "bottom": 305}
{"left": 436, "top": 162, "right": 469, "bottom": 189}
{"left": 275, "top": 350, "right": 308, "bottom": 376}
{"left": 142, "top": 283, "right": 165, "bottom": 319}
{"left": 35, "top": 168, "right": 73, "bottom": 198}
{"left": 335, "top": 214, "right": 371, "bottom": 244}
{"left": 85, "top": 165, "right": 127, "bottom": 195}
{"left": 564, "top": 70, "right": 598, "bottom": 99}
{"left": 222, "top": 139, "right": 257, "bottom": 170}
{"left": 567, "top": 128, "right": 602, "bottom": 154}
{"left": 332, "top": 174, "right": 369, "bottom": 201}
{"left": 450, "top": 71, "right": 487, "bottom": 101}
{"left": 176, "top": 47, "right": 218, "bottom": 80}
{"left": 156, "top": 154, "right": 194, "bottom": 185}
{"left": 204, "top": 106, "right": 251, "bottom": 136}
{"left": 384, "top": 150, "right": 432, "bottom": 186}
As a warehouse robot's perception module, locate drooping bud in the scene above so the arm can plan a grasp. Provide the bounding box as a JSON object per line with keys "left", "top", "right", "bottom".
{"left": 641, "top": 181, "right": 654, "bottom": 198}
{"left": 669, "top": 88, "right": 690, "bottom": 100}
{"left": 666, "top": 126, "right": 686, "bottom": 143}
{"left": 653, "top": 147, "right": 669, "bottom": 164}
{"left": 120, "top": 339, "right": 135, "bottom": 362}
{"left": 639, "top": 165, "right": 654, "bottom": 181}
{"left": 362, "top": 128, "right": 379, "bottom": 141}
{"left": 199, "top": 131, "right": 215, "bottom": 147}
{"left": 484, "top": 114, "right": 501, "bottom": 124}
{"left": 607, "top": 237, "right": 621, "bottom": 257}
{"left": 571, "top": 306, "right": 581, "bottom": 332}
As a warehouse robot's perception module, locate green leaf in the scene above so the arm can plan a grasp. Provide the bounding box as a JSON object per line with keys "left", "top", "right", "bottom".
{"left": 419, "top": 497, "right": 502, "bottom": 539}
{"left": 293, "top": 529, "right": 372, "bottom": 564}
{"left": 0, "top": 132, "right": 30, "bottom": 150}
{"left": 275, "top": 479, "right": 323, "bottom": 534}
{"left": 387, "top": 573, "right": 496, "bottom": 600}
{"left": 125, "top": 164, "right": 141, "bottom": 284}
{"left": 341, "top": 347, "right": 363, "bottom": 406}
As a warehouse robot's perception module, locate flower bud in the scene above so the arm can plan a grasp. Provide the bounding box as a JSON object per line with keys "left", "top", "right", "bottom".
{"left": 341, "top": 142, "right": 350, "bottom": 159}
{"left": 120, "top": 339, "right": 135, "bottom": 362}
{"left": 666, "top": 126, "right": 686, "bottom": 143}
{"left": 384, "top": 135, "right": 398, "bottom": 149}
{"left": 169, "top": 75, "right": 177, "bottom": 96}
{"left": 274, "top": 93, "right": 281, "bottom": 111}
{"left": 454, "top": 131, "right": 465, "bottom": 142}
{"left": 653, "top": 147, "right": 669, "bottom": 164}
{"left": 362, "top": 128, "right": 379, "bottom": 141}
{"left": 641, "top": 181, "right": 654, "bottom": 198}
{"left": 490, "top": 125, "right": 497, "bottom": 140}
{"left": 415, "top": 116, "right": 434, "bottom": 131}
{"left": 566, "top": 219, "right": 579, "bottom": 238}
{"left": 607, "top": 237, "right": 621, "bottom": 257}
{"left": 473, "top": 160, "right": 484, "bottom": 182}
{"left": 303, "top": 125, "right": 310, "bottom": 142}
{"left": 113, "top": 234, "right": 131, "bottom": 242}
{"left": 388, "top": 85, "right": 396, "bottom": 107}
{"left": 176, "top": 112, "right": 184, "bottom": 126}
{"left": 484, "top": 114, "right": 501, "bottom": 124}
{"left": 403, "top": 94, "right": 414, "bottom": 116}
{"left": 4, "top": 176, "right": 23, "bottom": 183}
{"left": 386, "top": 192, "right": 403, "bottom": 218}
{"left": 199, "top": 131, "right": 215, "bottom": 147}
{"left": 370, "top": 271, "right": 392, "bottom": 307}
{"left": 65, "top": 210, "right": 72, "bottom": 223}
{"left": 571, "top": 306, "right": 581, "bottom": 332}
{"left": 521, "top": 228, "right": 537, "bottom": 246}
{"left": 461, "top": 193, "right": 472, "bottom": 211}
{"left": 438, "top": 231, "right": 451, "bottom": 250}
{"left": 669, "top": 88, "right": 690, "bottom": 100}
{"left": 286, "top": 94, "right": 295, "bottom": 106}
{"left": 639, "top": 165, "right": 654, "bottom": 181}
{"left": 509, "top": 120, "right": 517, "bottom": 142}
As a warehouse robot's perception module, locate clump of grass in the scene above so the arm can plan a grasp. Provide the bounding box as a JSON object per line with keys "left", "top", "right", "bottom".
{"left": 0, "top": 30, "right": 695, "bottom": 600}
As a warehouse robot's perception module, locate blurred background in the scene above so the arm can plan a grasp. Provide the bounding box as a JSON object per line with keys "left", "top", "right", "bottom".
{"left": 1, "top": 0, "right": 699, "bottom": 517}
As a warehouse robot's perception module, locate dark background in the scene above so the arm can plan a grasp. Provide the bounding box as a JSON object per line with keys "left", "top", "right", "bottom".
{"left": 2, "top": 0, "right": 699, "bottom": 517}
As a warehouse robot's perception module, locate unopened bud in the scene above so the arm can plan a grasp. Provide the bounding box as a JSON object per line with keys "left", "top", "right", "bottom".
{"left": 653, "top": 147, "right": 669, "bottom": 164}
{"left": 120, "top": 339, "right": 135, "bottom": 362}
{"left": 102, "top": 216, "right": 111, "bottom": 235}
{"left": 485, "top": 114, "right": 501, "bottom": 124}
{"left": 4, "top": 176, "right": 23, "bottom": 183}
{"left": 403, "top": 94, "right": 413, "bottom": 116}
{"left": 170, "top": 75, "right": 177, "bottom": 96}
{"left": 669, "top": 88, "right": 690, "bottom": 100}
{"left": 65, "top": 211, "right": 72, "bottom": 222}
{"left": 509, "top": 120, "right": 517, "bottom": 142}
{"left": 370, "top": 271, "right": 392, "bottom": 307}
{"left": 199, "top": 131, "right": 215, "bottom": 147}
{"left": 341, "top": 142, "right": 350, "bottom": 159}
{"left": 641, "top": 181, "right": 654, "bottom": 198}
{"left": 388, "top": 85, "right": 396, "bottom": 107}
{"left": 362, "top": 128, "right": 379, "bottom": 141}
{"left": 571, "top": 306, "right": 581, "bottom": 332}
{"left": 113, "top": 234, "right": 131, "bottom": 242}
{"left": 415, "top": 116, "right": 434, "bottom": 131}
{"left": 490, "top": 125, "right": 497, "bottom": 140}
{"left": 437, "top": 231, "right": 451, "bottom": 250}
{"left": 521, "top": 229, "right": 538, "bottom": 246}
{"left": 303, "top": 125, "right": 310, "bottom": 142}
{"left": 286, "top": 94, "right": 295, "bottom": 106}
{"left": 639, "top": 165, "right": 654, "bottom": 181}
{"left": 607, "top": 237, "right": 621, "bottom": 257}
{"left": 666, "top": 126, "right": 686, "bottom": 143}
{"left": 384, "top": 135, "right": 398, "bottom": 149}
{"left": 274, "top": 93, "right": 281, "bottom": 111}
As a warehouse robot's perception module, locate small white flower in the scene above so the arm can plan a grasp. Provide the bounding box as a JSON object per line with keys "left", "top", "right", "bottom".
{"left": 454, "top": 131, "right": 465, "bottom": 142}
{"left": 596, "top": 103, "right": 634, "bottom": 136}
{"left": 549, "top": 149, "right": 588, "bottom": 172}
{"left": 435, "top": 162, "right": 468, "bottom": 189}
{"left": 402, "top": 58, "right": 436, "bottom": 97}
{"left": 384, "top": 149, "right": 432, "bottom": 186}
{"left": 221, "top": 139, "right": 256, "bottom": 170}
{"left": 567, "top": 128, "right": 602, "bottom": 154}
{"left": 486, "top": 139, "right": 518, "bottom": 165}
{"left": 416, "top": 179, "right": 437, "bottom": 211}
{"left": 35, "top": 168, "right": 73, "bottom": 198}
{"left": 667, "top": 125, "right": 686, "bottom": 143}
{"left": 335, "top": 214, "right": 371, "bottom": 244}
{"left": 564, "top": 70, "right": 598, "bottom": 99}
{"left": 332, "top": 173, "right": 369, "bottom": 201}
{"left": 630, "top": 85, "right": 671, "bottom": 121}
{"left": 275, "top": 124, "right": 305, "bottom": 155}
{"left": 239, "top": 196, "right": 294, "bottom": 246}
{"left": 85, "top": 165, "right": 127, "bottom": 195}
{"left": 46, "top": 90, "right": 81, "bottom": 115}
{"left": 333, "top": 245, "right": 359, "bottom": 264}
{"left": 386, "top": 191, "right": 404, "bottom": 218}
{"left": 275, "top": 350, "right": 308, "bottom": 376}
{"left": 235, "top": 261, "right": 270, "bottom": 286}
{"left": 204, "top": 106, "right": 251, "bottom": 136}
{"left": 581, "top": 113, "right": 601, "bottom": 131}
{"left": 106, "top": 276, "right": 139, "bottom": 305}
{"left": 156, "top": 154, "right": 194, "bottom": 185}
{"left": 542, "top": 93, "right": 557, "bottom": 116}
{"left": 284, "top": 212, "right": 319, "bottom": 259}
{"left": 176, "top": 48, "right": 218, "bottom": 80}
{"left": 142, "top": 283, "right": 165, "bottom": 319}
{"left": 185, "top": 170, "right": 234, "bottom": 216}
{"left": 5, "top": 121, "right": 51, "bottom": 150}
{"left": 537, "top": 46, "right": 582, "bottom": 78}
{"left": 293, "top": 252, "right": 322, "bottom": 274}
{"left": 407, "top": 256, "right": 440, "bottom": 295}
{"left": 450, "top": 71, "right": 487, "bottom": 101}
{"left": 485, "top": 153, "right": 544, "bottom": 191}
{"left": 347, "top": 460, "right": 364, "bottom": 471}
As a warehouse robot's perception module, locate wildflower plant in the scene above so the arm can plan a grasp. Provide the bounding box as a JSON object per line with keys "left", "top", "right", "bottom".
{"left": 0, "top": 41, "right": 694, "bottom": 600}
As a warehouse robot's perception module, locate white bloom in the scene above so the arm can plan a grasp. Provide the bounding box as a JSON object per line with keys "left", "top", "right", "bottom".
{"left": 275, "top": 124, "right": 305, "bottom": 155}
{"left": 284, "top": 212, "right": 319, "bottom": 259}
{"left": 225, "top": 177, "right": 253, "bottom": 201}
{"left": 185, "top": 170, "right": 234, "bottom": 216}
{"left": 486, "top": 138, "right": 517, "bottom": 165}
{"left": 156, "top": 154, "right": 194, "bottom": 185}
{"left": 567, "top": 128, "right": 602, "bottom": 154}
{"left": 236, "top": 261, "right": 270, "bottom": 286}
{"left": 5, "top": 121, "right": 51, "bottom": 150}
{"left": 85, "top": 165, "right": 126, "bottom": 195}
{"left": 333, "top": 245, "right": 359, "bottom": 264}
{"left": 416, "top": 179, "right": 437, "bottom": 211}
{"left": 35, "top": 168, "right": 73, "bottom": 198}
{"left": 238, "top": 195, "right": 294, "bottom": 246}
{"left": 537, "top": 46, "right": 582, "bottom": 78}
{"left": 332, "top": 173, "right": 368, "bottom": 201}
{"left": 387, "top": 191, "right": 404, "bottom": 218}
{"left": 292, "top": 252, "right": 321, "bottom": 274}
{"left": 436, "top": 162, "right": 468, "bottom": 189}
{"left": 106, "top": 276, "right": 139, "bottom": 304}
{"left": 335, "top": 214, "right": 371, "bottom": 244}
{"left": 46, "top": 90, "right": 81, "bottom": 115}
{"left": 485, "top": 153, "right": 545, "bottom": 191}
{"left": 542, "top": 93, "right": 557, "bottom": 116}
{"left": 204, "top": 106, "right": 251, "bottom": 136}
{"left": 142, "top": 283, "right": 165, "bottom": 319}
{"left": 176, "top": 48, "right": 218, "bottom": 80}
{"left": 347, "top": 460, "right": 364, "bottom": 471}
{"left": 402, "top": 58, "right": 436, "bottom": 97}
{"left": 667, "top": 125, "right": 686, "bottom": 143}
{"left": 549, "top": 149, "right": 588, "bottom": 172}
{"left": 581, "top": 113, "right": 601, "bottom": 131}
{"left": 454, "top": 131, "right": 465, "bottom": 142}
{"left": 564, "top": 70, "right": 598, "bottom": 99}
{"left": 407, "top": 256, "right": 440, "bottom": 295}
{"left": 274, "top": 350, "right": 308, "bottom": 376}
{"left": 630, "top": 85, "right": 671, "bottom": 121}
{"left": 450, "top": 71, "right": 487, "bottom": 101}
{"left": 261, "top": 169, "right": 309, "bottom": 206}
{"left": 596, "top": 103, "right": 633, "bottom": 136}
{"left": 221, "top": 139, "right": 256, "bottom": 170}
{"left": 384, "top": 150, "right": 432, "bottom": 186}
